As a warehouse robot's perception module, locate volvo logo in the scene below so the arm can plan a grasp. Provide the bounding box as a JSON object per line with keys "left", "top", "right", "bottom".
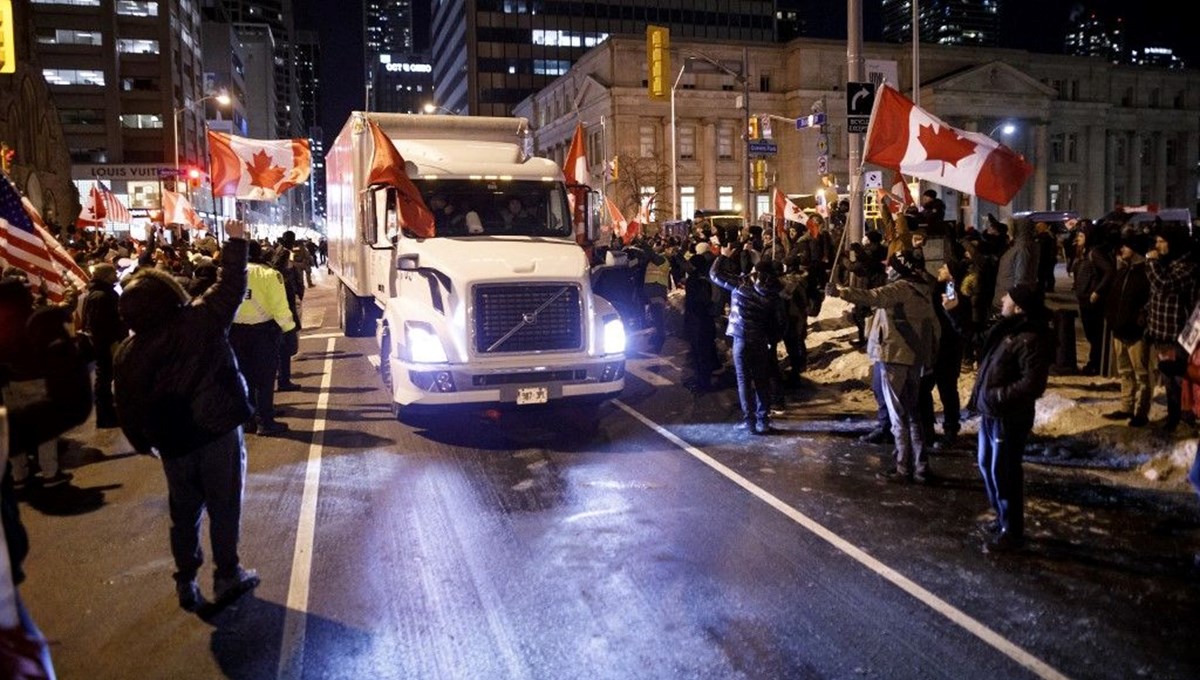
{"left": 522, "top": 312, "right": 538, "bottom": 325}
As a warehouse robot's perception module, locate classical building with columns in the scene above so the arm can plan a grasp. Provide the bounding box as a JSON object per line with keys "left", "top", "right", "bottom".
{"left": 515, "top": 35, "right": 1200, "bottom": 228}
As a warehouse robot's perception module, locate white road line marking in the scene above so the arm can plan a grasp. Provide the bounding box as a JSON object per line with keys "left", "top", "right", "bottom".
{"left": 277, "top": 337, "right": 337, "bottom": 680}
{"left": 366, "top": 354, "right": 380, "bottom": 370}
{"left": 301, "top": 331, "right": 343, "bottom": 340}
{"left": 625, "top": 359, "right": 674, "bottom": 387}
{"left": 612, "top": 399, "right": 1071, "bottom": 680}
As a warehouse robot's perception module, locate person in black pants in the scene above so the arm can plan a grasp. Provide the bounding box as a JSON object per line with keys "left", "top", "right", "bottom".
{"left": 709, "top": 245, "right": 788, "bottom": 434}
{"left": 82, "top": 263, "right": 127, "bottom": 428}
{"left": 1070, "top": 227, "right": 1115, "bottom": 375}
{"left": 969, "top": 283, "right": 1053, "bottom": 552}
{"left": 114, "top": 220, "right": 260, "bottom": 611}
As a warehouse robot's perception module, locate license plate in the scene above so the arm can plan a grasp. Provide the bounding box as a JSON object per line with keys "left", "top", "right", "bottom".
{"left": 516, "top": 386, "right": 549, "bottom": 405}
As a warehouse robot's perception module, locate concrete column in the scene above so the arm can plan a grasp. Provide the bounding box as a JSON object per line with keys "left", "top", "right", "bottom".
{"left": 1184, "top": 130, "right": 1200, "bottom": 210}
{"left": 962, "top": 119, "right": 981, "bottom": 228}
{"left": 1104, "top": 131, "right": 1116, "bottom": 215}
{"left": 1033, "top": 121, "right": 1049, "bottom": 210}
{"left": 1084, "top": 125, "right": 1107, "bottom": 217}
{"left": 700, "top": 118, "right": 718, "bottom": 207}
{"left": 1153, "top": 132, "right": 1168, "bottom": 205}
{"left": 1128, "top": 131, "right": 1142, "bottom": 204}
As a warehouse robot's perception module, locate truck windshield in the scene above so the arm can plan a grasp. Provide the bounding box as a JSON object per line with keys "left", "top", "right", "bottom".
{"left": 412, "top": 179, "right": 571, "bottom": 238}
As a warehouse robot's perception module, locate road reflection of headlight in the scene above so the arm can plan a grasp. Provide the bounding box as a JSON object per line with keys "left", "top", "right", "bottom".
{"left": 603, "top": 316, "right": 626, "bottom": 354}
{"left": 406, "top": 323, "right": 448, "bottom": 363}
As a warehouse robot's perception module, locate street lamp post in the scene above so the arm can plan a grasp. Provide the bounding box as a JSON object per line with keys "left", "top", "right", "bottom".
{"left": 989, "top": 122, "right": 1016, "bottom": 138}
{"left": 423, "top": 103, "right": 457, "bottom": 115}
{"left": 669, "top": 63, "right": 686, "bottom": 221}
{"left": 173, "top": 92, "right": 232, "bottom": 178}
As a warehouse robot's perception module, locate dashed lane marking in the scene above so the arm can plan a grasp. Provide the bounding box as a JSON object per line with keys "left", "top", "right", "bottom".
{"left": 612, "top": 399, "right": 1071, "bottom": 680}
{"left": 625, "top": 358, "right": 674, "bottom": 387}
{"left": 301, "top": 331, "right": 343, "bottom": 341}
{"left": 277, "top": 337, "right": 337, "bottom": 680}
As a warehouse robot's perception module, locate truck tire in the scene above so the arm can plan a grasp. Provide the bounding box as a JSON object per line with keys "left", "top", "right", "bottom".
{"left": 341, "top": 283, "right": 371, "bottom": 337}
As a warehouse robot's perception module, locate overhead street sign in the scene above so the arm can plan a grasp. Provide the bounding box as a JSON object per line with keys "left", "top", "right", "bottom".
{"left": 748, "top": 140, "right": 777, "bottom": 156}
{"left": 795, "top": 112, "right": 826, "bottom": 129}
{"left": 847, "top": 81, "right": 875, "bottom": 134}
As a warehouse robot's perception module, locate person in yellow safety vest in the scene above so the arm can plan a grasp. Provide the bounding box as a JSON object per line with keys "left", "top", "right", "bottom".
{"left": 643, "top": 247, "right": 672, "bottom": 353}
{"left": 229, "top": 240, "right": 297, "bottom": 436}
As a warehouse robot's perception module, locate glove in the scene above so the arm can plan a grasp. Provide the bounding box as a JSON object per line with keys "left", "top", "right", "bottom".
{"left": 825, "top": 282, "right": 841, "bottom": 298}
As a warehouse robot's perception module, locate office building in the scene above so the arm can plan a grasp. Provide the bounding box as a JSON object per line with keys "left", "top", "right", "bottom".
{"left": 881, "top": 0, "right": 1000, "bottom": 49}
{"left": 517, "top": 35, "right": 1200, "bottom": 228}
{"left": 1064, "top": 10, "right": 1125, "bottom": 63}
{"left": 430, "top": 0, "right": 776, "bottom": 117}
{"left": 221, "top": 0, "right": 301, "bottom": 136}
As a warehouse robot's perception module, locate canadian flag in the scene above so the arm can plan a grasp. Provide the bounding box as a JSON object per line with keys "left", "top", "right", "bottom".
{"left": 864, "top": 84, "right": 1033, "bottom": 206}
{"left": 772, "top": 188, "right": 805, "bottom": 245}
{"left": 364, "top": 119, "right": 435, "bottom": 238}
{"left": 208, "top": 130, "right": 312, "bottom": 201}
{"left": 562, "top": 122, "right": 590, "bottom": 186}
{"left": 604, "top": 196, "right": 628, "bottom": 238}
{"left": 876, "top": 170, "right": 915, "bottom": 216}
{"left": 162, "top": 189, "right": 204, "bottom": 229}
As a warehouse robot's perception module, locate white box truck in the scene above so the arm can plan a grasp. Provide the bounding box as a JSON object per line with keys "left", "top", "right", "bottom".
{"left": 326, "top": 112, "right": 626, "bottom": 423}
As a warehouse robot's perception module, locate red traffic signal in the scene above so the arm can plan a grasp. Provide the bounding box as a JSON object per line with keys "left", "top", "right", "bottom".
{"left": 186, "top": 167, "right": 203, "bottom": 188}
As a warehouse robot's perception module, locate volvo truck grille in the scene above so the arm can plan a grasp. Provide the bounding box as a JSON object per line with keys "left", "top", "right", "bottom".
{"left": 473, "top": 284, "right": 583, "bottom": 354}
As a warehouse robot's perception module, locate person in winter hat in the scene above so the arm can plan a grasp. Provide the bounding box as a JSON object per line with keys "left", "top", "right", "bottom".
{"left": 114, "top": 220, "right": 261, "bottom": 613}
{"left": 968, "top": 282, "right": 1053, "bottom": 552}
{"left": 709, "top": 245, "right": 789, "bottom": 435}
{"left": 829, "top": 250, "right": 940, "bottom": 483}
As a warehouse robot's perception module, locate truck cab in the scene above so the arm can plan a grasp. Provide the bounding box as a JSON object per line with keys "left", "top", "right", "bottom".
{"left": 326, "top": 113, "right": 626, "bottom": 424}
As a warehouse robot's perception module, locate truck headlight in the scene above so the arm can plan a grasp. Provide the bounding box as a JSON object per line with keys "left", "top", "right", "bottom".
{"left": 405, "top": 322, "right": 448, "bottom": 363}
{"left": 602, "top": 315, "right": 626, "bottom": 354}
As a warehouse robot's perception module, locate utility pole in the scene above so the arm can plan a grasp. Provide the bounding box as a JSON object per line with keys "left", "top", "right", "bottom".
{"left": 742, "top": 46, "right": 751, "bottom": 220}
{"left": 847, "top": 0, "right": 864, "bottom": 245}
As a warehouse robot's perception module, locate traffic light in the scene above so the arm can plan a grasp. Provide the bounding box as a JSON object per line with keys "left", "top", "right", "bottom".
{"left": 0, "top": 0, "right": 16, "bottom": 75}
{"left": 610, "top": 156, "right": 619, "bottom": 181}
{"left": 747, "top": 116, "right": 760, "bottom": 140}
{"left": 752, "top": 159, "right": 767, "bottom": 191}
{"left": 187, "top": 167, "right": 203, "bottom": 189}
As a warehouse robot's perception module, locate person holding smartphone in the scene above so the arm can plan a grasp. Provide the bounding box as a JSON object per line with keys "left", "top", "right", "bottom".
{"left": 921, "top": 260, "right": 974, "bottom": 450}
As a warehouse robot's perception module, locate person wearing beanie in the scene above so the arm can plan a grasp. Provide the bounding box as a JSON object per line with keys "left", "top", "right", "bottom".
{"left": 1103, "top": 234, "right": 1152, "bottom": 426}
{"left": 1143, "top": 224, "right": 1199, "bottom": 432}
{"left": 828, "top": 249, "right": 940, "bottom": 482}
{"left": 918, "top": 188, "right": 945, "bottom": 230}
{"left": 968, "top": 282, "right": 1053, "bottom": 552}
{"left": 82, "top": 261, "right": 127, "bottom": 428}
{"left": 710, "top": 244, "right": 789, "bottom": 435}
{"left": 114, "top": 220, "right": 261, "bottom": 612}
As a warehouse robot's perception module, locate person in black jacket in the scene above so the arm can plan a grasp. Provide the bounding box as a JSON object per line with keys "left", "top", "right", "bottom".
{"left": 82, "top": 263, "right": 127, "bottom": 428}
{"left": 1071, "top": 227, "right": 1116, "bottom": 375}
{"left": 969, "top": 283, "right": 1053, "bottom": 552}
{"left": 682, "top": 250, "right": 720, "bottom": 391}
{"left": 1103, "top": 233, "right": 1152, "bottom": 426}
{"left": 1, "top": 275, "right": 92, "bottom": 676}
{"left": 114, "top": 220, "right": 260, "bottom": 613}
{"left": 710, "top": 245, "right": 789, "bottom": 434}
{"left": 921, "top": 259, "right": 973, "bottom": 450}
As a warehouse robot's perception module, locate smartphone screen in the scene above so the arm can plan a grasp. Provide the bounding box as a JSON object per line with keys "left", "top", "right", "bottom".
{"left": 946, "top": 281, "right": 957, "bottom": 300}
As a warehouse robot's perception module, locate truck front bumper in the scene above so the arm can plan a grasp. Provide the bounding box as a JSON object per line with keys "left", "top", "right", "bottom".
{"left": 390, "top": 355, "right": 625, "bottom": 409}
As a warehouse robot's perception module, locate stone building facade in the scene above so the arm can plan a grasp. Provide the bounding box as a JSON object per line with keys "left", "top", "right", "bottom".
{"left": 515, "top": 36, "right": 1200, "bottom": 228}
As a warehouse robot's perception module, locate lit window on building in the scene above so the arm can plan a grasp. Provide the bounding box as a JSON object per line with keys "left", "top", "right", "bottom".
{"left": 718, "top": 186, "right": 734, "bottom": 210}
{"left": 119, "top": 114, "right": 164, "bottom": 129}
{"left": 717, "top": 124, "right": 733, "bottom": 160}
{"left": 531, "top": 30, "right": 609, "bottom": 47}
{"left": 43, "top": 69, "right": 106, "bottom": 86}
{"left": 533, "top": 60, "right": 570, "bottom": 76}
{"left": 116, "top": 1, "right": 159, "bottom": 16}
{"left": 31, "top": 0, "right": 100, "bottom": 6}
{"left": 117, "top": 38, "right": 160, "bottom": 54}
{"left": 36, "top": 29, "right": 102, "bottom": 46}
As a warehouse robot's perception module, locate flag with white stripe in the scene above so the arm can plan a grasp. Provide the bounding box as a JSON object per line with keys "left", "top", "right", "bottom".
{"left": 0, "top": 174, "right": 66, "bottom": 302}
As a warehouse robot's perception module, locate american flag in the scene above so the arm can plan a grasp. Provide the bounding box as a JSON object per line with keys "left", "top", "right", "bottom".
{"left": 0, "top": 174, "right": 67, "bottom": 302}
{"left": 90, "top": 182, "right": 132, "bottom": 223}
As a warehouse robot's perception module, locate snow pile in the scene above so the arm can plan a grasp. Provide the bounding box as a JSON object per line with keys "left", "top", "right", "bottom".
{"left": 664, "top": 281, "right": 1198, "bottom": 487}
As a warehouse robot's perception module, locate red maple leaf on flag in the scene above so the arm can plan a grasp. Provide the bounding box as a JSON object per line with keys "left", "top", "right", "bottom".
{"left": 246, "top": 150, "right": 286, "bottom": 189}
{"left": 917, "top": 124, "right": 978, "bottom": 172}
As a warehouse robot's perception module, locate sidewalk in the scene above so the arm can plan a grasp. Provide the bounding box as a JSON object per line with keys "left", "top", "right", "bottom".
{"left": 796, "top": 293, "right": 1200, "bottom": 492}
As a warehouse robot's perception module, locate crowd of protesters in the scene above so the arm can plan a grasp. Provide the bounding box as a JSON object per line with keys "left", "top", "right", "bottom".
{"left": 1, "top": 220, "right": 323, "bottom": 672}
{"left": 588, "top": 192, "right": 1200, "bottom": 553}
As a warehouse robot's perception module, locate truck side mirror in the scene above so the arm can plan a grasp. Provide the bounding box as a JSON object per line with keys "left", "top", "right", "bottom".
{"left": 585, "top": 190, "right": 602, "bottom": 242}
{"left": 397, "top": 252, "right": 419, "bottom": 271}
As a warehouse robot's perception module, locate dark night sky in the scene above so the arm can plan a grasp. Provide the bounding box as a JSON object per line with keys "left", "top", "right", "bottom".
{"left": 296, "top": 0, "right": 1190, "bottom": 146}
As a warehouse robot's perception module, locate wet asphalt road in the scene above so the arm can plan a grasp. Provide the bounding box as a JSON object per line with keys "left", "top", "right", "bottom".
{"left": 16, "top": 278, "right": 1200, "bottom": 679}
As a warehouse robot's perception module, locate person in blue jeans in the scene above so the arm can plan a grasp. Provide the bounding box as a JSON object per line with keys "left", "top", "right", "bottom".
{"left": 709, "top": 246, "right": 787, "bottom": 435}
{"left": 968, "top": 283, "right": 1053, "bottom": 552}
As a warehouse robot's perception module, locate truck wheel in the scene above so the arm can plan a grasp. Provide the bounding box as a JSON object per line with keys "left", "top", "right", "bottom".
{"left": 341, "top": 283, "right": 369, "bottom": 337}
{"left": 379, "top": 328, "right": 402, "bottom": 419}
